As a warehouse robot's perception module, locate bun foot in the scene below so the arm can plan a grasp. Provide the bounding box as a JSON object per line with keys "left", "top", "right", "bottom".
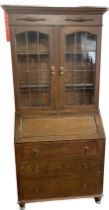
{"left": 18, "top": 202, "right": 25, "bottom": 210}
{"left": 94, "top": 197, "right": 102, "bottom": 204}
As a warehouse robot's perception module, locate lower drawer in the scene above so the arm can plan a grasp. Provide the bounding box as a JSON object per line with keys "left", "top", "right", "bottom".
{"left": 20, "top": 174, "right": 102, "bottom": 200}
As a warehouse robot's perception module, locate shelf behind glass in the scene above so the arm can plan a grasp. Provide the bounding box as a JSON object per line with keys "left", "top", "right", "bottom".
{"left": 64, "top": 50, "right": 96, "bottom": 54}
{"left": 19, "top": 84, "right": 50, "bottom": 89}
{"left": 65, "top": 86, "right": 95, "bottom": 105}
{"left": 19, "top": 84, "right": 50, "bottom": 107}
{"left": 65, "top": 83, "right": 94, "bottom": 88}
{"left": 16, "top": 51, "right": 49, "bottom": 55}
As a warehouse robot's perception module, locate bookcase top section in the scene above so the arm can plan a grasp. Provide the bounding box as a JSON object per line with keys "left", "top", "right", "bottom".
{"left": 2, "top": 5, "right": 108, "bottom": 15}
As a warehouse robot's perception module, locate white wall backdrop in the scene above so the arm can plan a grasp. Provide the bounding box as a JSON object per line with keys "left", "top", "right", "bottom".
{"left": 0, "top": 1, "right": 109, "bottom": 210}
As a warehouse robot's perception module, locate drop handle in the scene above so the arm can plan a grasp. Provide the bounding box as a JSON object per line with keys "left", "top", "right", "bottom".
{"left": 33, "top": 149, "right": 39, "bottom": 158}
{"left": 60, "top": 66, "right": 64, "bottom": 75}
{"left": 83, "top": 163, "right": 88, "bottom": 169}
{"left": 83, "top": 183, "right": 87, "bottom": 190}
{"left": 33, "top": 186, "right": 39, "bottom": 193}
{"left": 83, "top": 146, "right": 89, "bottom": 154}
{"left": 33, "top": 166, "right": 39, "bottom": 173}
{"left": 51, "top": 66, "right": 55, "bottom": 75}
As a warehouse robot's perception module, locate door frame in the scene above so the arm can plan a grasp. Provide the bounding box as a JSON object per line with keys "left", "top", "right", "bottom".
{"left": 10, "top": 26, "right": 56, "bottom": 112}
{"left": 59, "top": 26, "right": 101, "bottom": 111}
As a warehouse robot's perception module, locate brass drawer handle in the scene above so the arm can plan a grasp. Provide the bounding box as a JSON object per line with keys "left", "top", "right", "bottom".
{"left": 33, "top": 186, "right": 39, "bottom": 193}
{"left": 51, "top": 66, "right": 55, "bottom": 75}
{"left": 33, "top": 149, "right": 39, "bottom": 158}
{"left": 60, "top": 66, "right": 64, "bottom": 75}
{"left": 83, "top": 183, "right": 87, "bottom": 190}
{"left": 83, "top": 163, "right": 88, "bottom": 169}
{"left": 33, "top": 166, "right": 39, "bottom": 173}
{"left": 83, "top": 146, "right": 89, "bottom": 154}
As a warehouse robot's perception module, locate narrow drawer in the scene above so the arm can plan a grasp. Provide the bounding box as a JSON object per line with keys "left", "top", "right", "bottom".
{"left": 21, "top": 174, "right": 102, "bottom": 200}
{"left": 9, "top": 14, "right": 102, "bottom": 26}
{"left": 19, "top": 158, "right": 101, "bottom": 178}
{"left": 16, "top": 141, "right": 99, "bottom": 162}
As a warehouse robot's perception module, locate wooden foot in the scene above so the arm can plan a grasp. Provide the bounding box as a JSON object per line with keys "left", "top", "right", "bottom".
{"left": 19, "top": 202, "right": 25, "bottom": 210}
{"left": 94, "top": 197, "right": 102, "bottom": 204}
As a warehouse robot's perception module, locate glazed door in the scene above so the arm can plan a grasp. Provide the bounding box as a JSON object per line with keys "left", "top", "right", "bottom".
{"left": 11, "top": 26, "right": 55, "bottom": 110}
{"left": 60, "top": 27, "right": 101, "bottom": 109}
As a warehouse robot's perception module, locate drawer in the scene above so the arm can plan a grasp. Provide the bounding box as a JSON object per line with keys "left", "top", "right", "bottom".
{"left": 16, "top": 141, "right": 99, "bottom": 162}
{"left": 21, "top": 174, "right": 102, "bottom": 200}
{"left": 9, "top": 14, "right": 102, "bottom": 26}
{"left": 19, "top": 158, "right": 101, "bottom": 178}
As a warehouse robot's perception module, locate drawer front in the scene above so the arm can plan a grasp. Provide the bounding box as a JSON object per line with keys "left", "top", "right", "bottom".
{"left": 16, "top": 141, "right": 99, "bottom": 162}
{"left": 19, "top": 158, "right": 101, "bottom": 178}
{"left": 9, "top": 14, "right": 102, "bottom": 26}
{"left": 21, "top": 174, "right": 102, "bottom": 200}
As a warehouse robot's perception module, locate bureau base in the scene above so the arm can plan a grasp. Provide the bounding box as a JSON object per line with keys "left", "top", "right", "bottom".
{"left": 15, "top": 112, "right": 105, "bottom": 209}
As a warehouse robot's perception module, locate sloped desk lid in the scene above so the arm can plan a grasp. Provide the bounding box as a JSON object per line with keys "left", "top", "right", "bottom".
{"left": 15, "top": 112, "right": 105, "bottom": 143}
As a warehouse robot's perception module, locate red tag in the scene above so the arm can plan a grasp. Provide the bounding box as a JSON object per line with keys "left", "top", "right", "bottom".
{"left": 4, "top": 12, "right": 10, "bottom": 41}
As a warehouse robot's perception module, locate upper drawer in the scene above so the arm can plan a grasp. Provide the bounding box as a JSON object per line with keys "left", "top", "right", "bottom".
{"left": 9, "top": 14, "right": 102, "bottom": 26}
{"left": 16, "top": 140, "right": 99, "bottom": 162}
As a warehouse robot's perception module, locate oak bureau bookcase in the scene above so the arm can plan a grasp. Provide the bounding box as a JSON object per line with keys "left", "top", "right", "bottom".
{"left": 2, "top": 5, "right": 107, "bottom": 210}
